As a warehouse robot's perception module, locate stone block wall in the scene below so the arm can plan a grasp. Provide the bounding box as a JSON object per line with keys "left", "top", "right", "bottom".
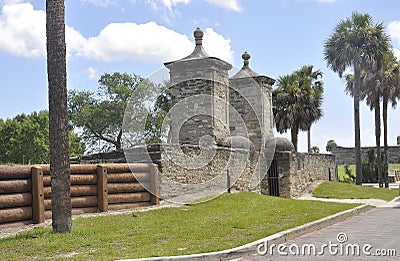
{"left": 291, "top": 153, "right": 337, "bottom": 197}
{"left": 229, "top": 77, "right": 273, "bottom": 152}
{"left": 169, "top": 79, "right": 229, "bottom": 145}
{"left": 123, "top": 144, "right": 258, "bottom": 203}
{"left": 332, "top": 146, "right": 400, "bottom": 165}
{"left": 262, "top": 152, "right": 337, "bottom": 198}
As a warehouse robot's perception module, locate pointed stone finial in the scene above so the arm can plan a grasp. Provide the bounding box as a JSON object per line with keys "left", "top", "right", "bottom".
{"left": 242, "top": 51, "right": 250, "bottom": 67}
{"left": 194, "top": 27, "right": 203, "bottom": 46}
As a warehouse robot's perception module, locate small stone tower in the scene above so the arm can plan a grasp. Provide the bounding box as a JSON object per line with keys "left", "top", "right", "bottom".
{"left": 164, "top": 28, "right": 232, "bottom": 145}
{"left": 229, "top": 52, "right": 275, "bottom": 151}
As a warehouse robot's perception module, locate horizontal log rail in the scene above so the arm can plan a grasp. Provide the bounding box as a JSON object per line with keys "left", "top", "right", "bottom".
{"left": 0, "top": 163, "right": 160, "bottom": 225}
{"left": 0, "top": 180, "right": 31, "bottom": 194}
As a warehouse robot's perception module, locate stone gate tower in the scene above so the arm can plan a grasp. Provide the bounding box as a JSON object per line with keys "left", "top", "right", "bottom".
{"left": 164, "top": 28, "right": 232, "bottom": 145}
{"left": 229, "top": 52, "right": 275, "bottom": 151}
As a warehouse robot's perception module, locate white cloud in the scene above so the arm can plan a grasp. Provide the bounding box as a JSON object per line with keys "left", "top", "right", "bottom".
{"left": 161, "top": 0, "right": 191, "bottom": 10}
{"left": 388, "top": 21, "right": 400, "bottom": 45}
{"left": 206, "top": 0, "right": 241, "bottom": 12}
{"left": 0, "top": 3, "right": 233, "bottom": 64}
{"left": 78, "top": 22, "right": 193, "bottom": 62}
{"left": 296, "top": 0, "right": 338, "bottom": 3}
{"left": 0, "top": 2, "right": 45, "bottom": 57}
{"left": 146, "top": 0, "right": 240, "bottom": 12}
{"left": 387, "top": 21, "right": 400, "bottom": 60}
{"left": 81, "top": 0, "right": 115, "bottom": 6}
{"left": 203, "top": 27, "right": 233, "bottom": 63}
{"left": 393, "top": 49, "right": 400, "bottom": 60}
{"left": 78, "top": 22, "right": 233, "bottom": 64}
{"left": 87, "top": 67, "right": 98, "bottom": 79}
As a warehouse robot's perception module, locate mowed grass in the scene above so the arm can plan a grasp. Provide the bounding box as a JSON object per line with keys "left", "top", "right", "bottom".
{"left": 0, "top": 192, "right": 359, "bottom": 260}
{"left": 338, "top": 164, "right": 400, "bottom": 182}
{"left": 313, "top": 181, "right": 399, "bottom": 201}
{"left": 337, "top": 165, "right": 356, "bottom": 182}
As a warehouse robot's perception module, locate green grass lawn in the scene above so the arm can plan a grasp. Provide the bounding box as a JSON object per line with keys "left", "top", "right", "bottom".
{"left": 338, "top": 164, "right": 400, "bottom": 181}
{"left": 313, "top": 181, "right": 399, "bottom": 201}
{"left": 0, "top": 192, "right": 359, "bottom": 260}
{"left": 337, "top": 164, "right": 356, "bottom": 181}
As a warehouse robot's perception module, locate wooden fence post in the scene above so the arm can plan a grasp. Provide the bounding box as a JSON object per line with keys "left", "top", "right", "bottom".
{"left": 97, "top": 165, "right": 108, "bottom": 211}
{"left": 31, "top": 166, "right": 44, "bottom": 224}
{"left": 149, "top": 164, "right": 160, "bottom": 205}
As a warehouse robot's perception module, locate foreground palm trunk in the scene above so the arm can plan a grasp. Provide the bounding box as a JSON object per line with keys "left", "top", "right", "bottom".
{"left": 46, "top": 0, "right": 72, "bottom": 233}
{"left": 383, "top": 97, "right": 389, "bottom": 188}
{"left": 354, "top": 67, "right": 363, "bottom": 185}
{"left": 374, "top": 97, "right": 383, "bottom": 187}
{"left": 291, "top": 126, "right": 298, "bottom": 152}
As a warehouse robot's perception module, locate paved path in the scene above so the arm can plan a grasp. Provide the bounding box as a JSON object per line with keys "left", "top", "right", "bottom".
{"left": 238, "top": 199, "right": 400, "bottom": 260}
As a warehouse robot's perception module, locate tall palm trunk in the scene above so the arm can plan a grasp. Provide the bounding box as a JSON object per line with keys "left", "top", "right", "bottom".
{"left": 291, "top": 125, "right": 299, "bottom": 152}
{"left": 374, "top": 96, "right": 383, "bottom": 187}
{"left": 354, "top": 67, "right": 363, "bottom": 185}
{"left": 307, "top": 128, "right": 311, "bottom": 153}
{"left": 383, "top": 96, "right": 389, "bottom": 188}
{"left": 46, "top": 0, "right": 72, "bottom": 233}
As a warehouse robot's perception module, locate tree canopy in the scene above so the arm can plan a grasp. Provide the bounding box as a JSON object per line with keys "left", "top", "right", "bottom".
{"left": 0, "top": 111, "right": 84, "bottom": 164}
{"left": 68, "top": 72, "right": 166, "bottom": 152}
{"left": 272, "top": 65, "right": 324, "bottom": 151}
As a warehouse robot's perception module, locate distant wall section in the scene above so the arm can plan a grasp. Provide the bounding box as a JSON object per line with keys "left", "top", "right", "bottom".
{"left": 332, "top": 146, "right": 400, "bottom": 165}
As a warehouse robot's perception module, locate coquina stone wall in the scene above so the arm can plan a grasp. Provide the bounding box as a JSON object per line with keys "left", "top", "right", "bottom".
{"left": 122, "top": 144, "right": 259, "bottom": 202}
{"left": 264, "top": 152, "right": 338, "bottom": 198}
{"left": 332, "top": 146, "right": 400, "bottom": 165}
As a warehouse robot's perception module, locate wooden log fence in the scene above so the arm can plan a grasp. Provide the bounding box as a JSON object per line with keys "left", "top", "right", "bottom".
{"left": 0, "top": 163, "right": 159, "bottom": 225}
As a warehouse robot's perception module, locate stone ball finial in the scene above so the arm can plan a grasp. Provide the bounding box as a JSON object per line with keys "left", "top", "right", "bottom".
{"left": 274, "top": 137, "right": 295, "bottom": 152}
{"left": 242, "top": 51, "right": 250, "bottom": 66}
{"left": 194, "top": 27, "right": 203, "bottom": 45}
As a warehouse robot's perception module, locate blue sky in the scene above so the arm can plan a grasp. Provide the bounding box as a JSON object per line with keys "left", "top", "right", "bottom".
{"left": 1, "top": 0, "right": 400, "bottom": 152}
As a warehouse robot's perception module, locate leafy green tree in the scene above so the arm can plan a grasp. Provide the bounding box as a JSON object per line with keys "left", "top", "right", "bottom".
{"left": 68, "top": 72, "right": 160, "bottom": 152}
{"left": 324, "top": 12, "right": 390, "bottom": 185}
{"left": 145, "top": 82, "right": 172, "bottom": 144}
{"left": 0, "top": 111, "right": 84, "bottom": 164}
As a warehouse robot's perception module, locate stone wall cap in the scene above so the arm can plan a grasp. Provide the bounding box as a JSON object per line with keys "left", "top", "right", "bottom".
{"left": 274, "top": 137, "right": 295, "bottom": 152}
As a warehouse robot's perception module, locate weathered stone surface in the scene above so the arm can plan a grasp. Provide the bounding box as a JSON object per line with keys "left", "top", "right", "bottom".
{"left": 263, "top": 152, "right": 338, "bottom": 198}
{"left": 332, "top": 145, "right": 400, "bottom": 165}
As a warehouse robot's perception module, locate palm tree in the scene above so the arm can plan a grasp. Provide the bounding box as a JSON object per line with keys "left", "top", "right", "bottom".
{"left": 348, "top": 51, "right": 400, "bottom": 187}
{"left": 46, "top": 0, "right": 72, "bottom": 233}
{"left": 296, "top": 65, "right": 324, "bottom": 152}
{"left": 379, "top": 52, "right": 400, "bottom": 187}
{"left": 346, "top": 71, "right": 383, "bottom": 186}
{"left": 273, "top": 66, "right": 323, "bottom": 151}
{"left": 324, "top": 12, "right": 390, "bottom": 185}
{"left": 363, "top": 73, "right": 384, "bottom": 187}
{"left": 273, "top": 73, "right": 304, "bottom": 151}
